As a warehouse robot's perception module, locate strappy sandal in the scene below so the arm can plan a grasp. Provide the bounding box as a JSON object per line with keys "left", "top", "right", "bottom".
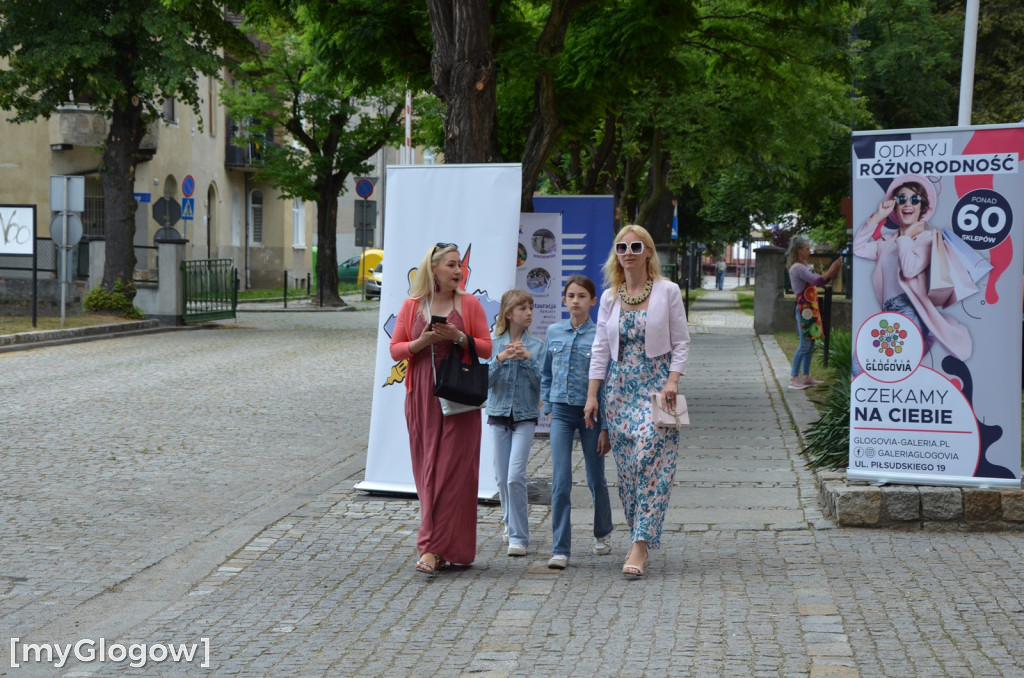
{"left": 415, "top": 553, "right": 442, "bottom": 575}
{"left": 622, "top": 551, "right": 648, "bottom": 578}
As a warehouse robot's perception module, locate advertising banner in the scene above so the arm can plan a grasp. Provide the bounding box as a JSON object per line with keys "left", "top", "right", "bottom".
{"left": 0, "top": 205, "right": 35, "bottom": 255}
{"left": 517, "top": 212, "right": 563, "bottom": 434}
{"left": 517, "top": 211, "right": 563, "bottom": 337}
{"left": 848, "top": 125, "right": 1024, "bottom": 488}
{"left": 533, "top": 195, "right": 615, "bottom": 323}
{"left": 358, "top": 164, "right": 522, "bottom": 498}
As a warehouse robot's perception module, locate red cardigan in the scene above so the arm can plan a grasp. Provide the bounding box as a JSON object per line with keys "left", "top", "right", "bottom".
{"left": 389, "top": 294, "right": 493, "bottom": 393}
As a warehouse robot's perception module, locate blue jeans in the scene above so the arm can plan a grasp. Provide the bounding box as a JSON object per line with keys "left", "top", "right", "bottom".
{"left": 792, "top": 305, "right": 814, "bottom": 377}
{"left": 491, "top": 422, "right": 536, "bottom": 547}
{"left": 548, "top": 403, "right": 613, "bottom": 557}
{"left": 716, "top": 270, "right": 725, "bottom": 290}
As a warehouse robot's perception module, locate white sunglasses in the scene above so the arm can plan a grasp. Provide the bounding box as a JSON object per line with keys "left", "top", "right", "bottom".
{"left": 615, "top": 241, "right": 645, "bottom": 255}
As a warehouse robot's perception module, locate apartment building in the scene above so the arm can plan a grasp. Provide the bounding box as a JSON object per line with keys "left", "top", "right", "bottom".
{"left": 0, "top": 70, "right": 313, "bottom": 291}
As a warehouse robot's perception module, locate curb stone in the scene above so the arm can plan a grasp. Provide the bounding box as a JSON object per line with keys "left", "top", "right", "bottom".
{"left": 0, "top": 320, "right": 163, "bottom": 348}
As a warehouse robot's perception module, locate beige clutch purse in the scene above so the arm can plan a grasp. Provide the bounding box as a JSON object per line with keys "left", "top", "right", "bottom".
{"left": 652, "top": 393, "right": 689, "bottom": 428}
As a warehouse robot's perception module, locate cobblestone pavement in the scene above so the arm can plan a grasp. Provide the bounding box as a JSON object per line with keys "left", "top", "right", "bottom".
{"left": 2, "top": 293, "right": 1023, "bottom": 677}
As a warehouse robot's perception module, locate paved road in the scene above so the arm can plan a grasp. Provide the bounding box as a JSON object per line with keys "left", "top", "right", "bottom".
{"left": 2, "top": 293, "right": 1023, "bottom": 677}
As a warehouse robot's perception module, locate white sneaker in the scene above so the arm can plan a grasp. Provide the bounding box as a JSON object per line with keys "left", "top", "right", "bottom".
{"left": 788, "top": 378, "right": 809, "bottom": 390}
{"left": 501, "top": 527, "right": 509, "bottom": 543}
{"left": 547, "top": 555, "right": 569, "bottom": 569}
{"left": 593, "top": 535, "right": 612, "bottom": 555}
{"left": 507, "top": 543, "right": 527, "bottom": 557}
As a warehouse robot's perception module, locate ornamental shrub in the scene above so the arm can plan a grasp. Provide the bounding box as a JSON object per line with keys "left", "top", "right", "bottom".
{"left": 803, "top": 329, "right": 852, "bottom": 470}
{"left": 83, "top": 279, "right": 145, "bottom": 320}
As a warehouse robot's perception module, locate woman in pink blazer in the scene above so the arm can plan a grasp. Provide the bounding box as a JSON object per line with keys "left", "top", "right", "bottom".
{"left": 584, "top": 224, "right": 690, "bottom": 577}
{"left": 854, "top": 173, "right": 971, "bottom": 361}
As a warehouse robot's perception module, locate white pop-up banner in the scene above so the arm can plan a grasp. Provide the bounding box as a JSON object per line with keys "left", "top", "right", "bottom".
{"left": 357, "top": 164, "right": 522, "bottom": 498}
{"left": 517, "top": 211, "right": 563, "bottom": 435}
{"left": 848, "top": 124, "right": 1024, "bottom": 488}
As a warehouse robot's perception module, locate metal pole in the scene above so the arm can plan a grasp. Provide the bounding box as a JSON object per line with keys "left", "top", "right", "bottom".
{"left": 60, "top": 178, "right": 68, "bottom": 326}
{"left": 822, "top": 286, "right": 834, "bottom": 367}
{"left": 404, "top": 87, "right": 413, "bottom": 165}
{"left": 958, "top": 0, "right": 980, "bottom": 126}
{"left": 283, "top": 270, "right": 288, "bottom": 308}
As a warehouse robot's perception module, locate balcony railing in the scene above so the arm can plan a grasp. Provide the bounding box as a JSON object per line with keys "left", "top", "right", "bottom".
{"left": 225, "top": 117, "right": 274, "bottom": 170}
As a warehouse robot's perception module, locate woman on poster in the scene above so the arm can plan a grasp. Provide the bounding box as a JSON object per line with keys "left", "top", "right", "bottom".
{"left": 853, "top": 173, "right": 972, "bottom": 361}
{"left": 389, "top": 243, "right": 493, "bottom": 575}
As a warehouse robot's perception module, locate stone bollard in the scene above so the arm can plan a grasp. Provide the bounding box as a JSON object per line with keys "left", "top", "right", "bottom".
{"left": 753, "top": 245, "right": 785, "bottom": 335}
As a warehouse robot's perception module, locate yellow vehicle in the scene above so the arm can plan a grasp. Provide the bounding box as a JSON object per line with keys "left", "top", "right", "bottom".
{"left": 338, "top": 248, "right": 383, "bottom": 285}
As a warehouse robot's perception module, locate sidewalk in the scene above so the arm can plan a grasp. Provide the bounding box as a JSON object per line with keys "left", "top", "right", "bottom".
{"left": 4, "top": 291, "right": 1024, "bottom": 677}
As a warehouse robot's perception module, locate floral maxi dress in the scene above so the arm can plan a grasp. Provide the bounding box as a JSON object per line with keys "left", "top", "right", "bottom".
{"left": 604, "top": 310, "right": 679, "bottom": 549}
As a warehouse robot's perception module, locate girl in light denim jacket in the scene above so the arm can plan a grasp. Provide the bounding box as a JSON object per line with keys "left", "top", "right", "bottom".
{"left": 487, "top": 288, "right": 545, "bottom": 557}
{"left": 540, "top": 276, "right": 613, "bottom": 570}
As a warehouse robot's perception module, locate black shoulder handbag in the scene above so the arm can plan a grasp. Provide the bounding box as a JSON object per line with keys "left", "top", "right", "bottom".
{"left": 432, "top": 334, "right": 488, "bottom": 415}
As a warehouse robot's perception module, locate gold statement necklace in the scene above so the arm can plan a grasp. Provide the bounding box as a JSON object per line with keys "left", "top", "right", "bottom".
{"left": 618, "top": 278, "right": 653, "bottom": 305}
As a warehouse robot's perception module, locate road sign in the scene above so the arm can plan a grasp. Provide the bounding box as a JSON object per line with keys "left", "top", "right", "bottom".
{"left": 152, "top": 196, "right": 181, "bottom": 227}
{"left": 354, "top": 200, "right": 376, "bottom": 247}
{"left": 355, "top": 178, "right": 374, "bottom": 199}
{"left": 154, "top": 226, "right": 182, "bottom": 244}
{"left": 50, "top": 213, "right": 83, "bottom": 247}
{"left": 49, "top": 175, "right": 85, "bottom": 213}
{"left": 182, "top": 175, "right": 195, "bottom": 198}
{"left": 134, "top": 192, "right": 152, "bottom": 203}
{"left": 181, "top": 197, "right": 195, "bottom": 221}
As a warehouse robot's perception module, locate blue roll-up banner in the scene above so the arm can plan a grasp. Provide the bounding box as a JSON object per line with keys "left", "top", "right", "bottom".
{"left": 533, "top": 195, "right": 615, "bottom": 323}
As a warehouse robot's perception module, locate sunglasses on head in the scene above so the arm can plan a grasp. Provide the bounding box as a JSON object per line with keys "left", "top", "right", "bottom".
{"left": 433, "top": 242, "right": 457, "bottom": 254}
{"left": 615, "top": 241, "right": 645, "bottom": 255}
{"left": 894, "top": 195, "right": 922, "bottom": 206}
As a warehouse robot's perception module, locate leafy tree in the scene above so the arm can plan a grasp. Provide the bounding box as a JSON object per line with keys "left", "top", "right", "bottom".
{"left": 952, "top": 0, "right": 1024, "bottom": 124}
{"left": 539, "top": 0, "right": 860, "bottom": 243}
{"left": 301, "top": 0, "right": 865, "bottom": 246}
{"left": 852, "top": 0, "right": 961, "bottom": 130}
{"left": 0, "top": 0, "right": 251, "bottom": 295}
{"left": 220, "top": 12, "right": 405, "bottom": 306}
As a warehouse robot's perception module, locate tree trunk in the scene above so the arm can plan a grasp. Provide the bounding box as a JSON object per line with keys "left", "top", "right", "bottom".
{"left": 582, "top": 110, "right": 619, "bottom": 194}
{"left": 315, "top": 177, "right": 345, "bottom": 307}
{"left": 426, "top": 0, "right": 496, "bottom": 163}
{"left": 519, "top": 0, "right": 593, "bottom": 211}
{"left": 635, "top": 129, "right": 666, "bottom": 227}
{"left": 100, "top": 97, "right": 146, "bottom": 294}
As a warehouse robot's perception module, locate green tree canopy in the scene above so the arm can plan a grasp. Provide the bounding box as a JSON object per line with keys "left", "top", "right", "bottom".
{"left": 220, "top": 11, "right": 405, "bottom": 305}
{"left": 0, "top": 0, "right": 251, "bottom": 293}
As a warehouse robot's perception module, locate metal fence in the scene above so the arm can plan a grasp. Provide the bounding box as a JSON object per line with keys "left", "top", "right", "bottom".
{"left": 0, "top": 237, "right": 59, "bottom": 276}
{"left": 182, "top": 259, "right": 238, "bottom": 323}
{"left": 134, "top": 245, "right": 158, "bottom": 283}
{"left": 0, "top": 239, "right": 160, "bottom": 284}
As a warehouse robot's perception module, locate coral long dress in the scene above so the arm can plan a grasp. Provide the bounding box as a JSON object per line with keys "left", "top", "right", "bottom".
{"left": 404, "top": 309, "right": 481, "bottom": 565}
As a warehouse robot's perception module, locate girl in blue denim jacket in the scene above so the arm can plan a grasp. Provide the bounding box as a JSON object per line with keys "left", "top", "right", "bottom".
{"left": 540, "top": 275, "right": 613, "bottom": 569}
{"left": 487, "top": 288, "right": 545, "bottom": 557}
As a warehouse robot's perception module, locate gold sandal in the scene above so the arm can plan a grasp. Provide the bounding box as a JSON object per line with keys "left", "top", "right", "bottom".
{"left": 622, "top": 551, "right": 648, "bottom": 578}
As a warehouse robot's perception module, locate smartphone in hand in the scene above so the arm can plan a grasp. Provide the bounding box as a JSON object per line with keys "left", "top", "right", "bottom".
{"left": 430, "top": 315, "right": 448, "bottom": 328}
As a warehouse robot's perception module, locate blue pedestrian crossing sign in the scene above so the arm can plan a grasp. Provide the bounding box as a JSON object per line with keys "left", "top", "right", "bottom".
{"left": 181, "top": 197, "right": 195, "bottom": 221}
